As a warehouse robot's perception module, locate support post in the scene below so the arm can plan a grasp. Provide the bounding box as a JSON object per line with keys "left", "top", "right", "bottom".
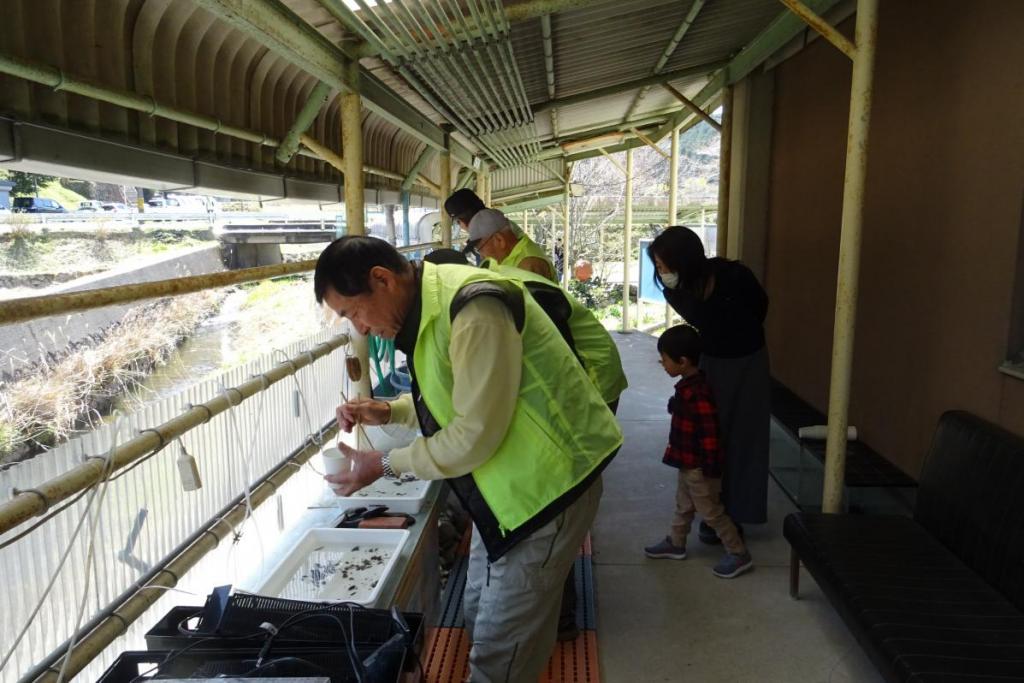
{"left": 622, "top": 148, "right": 634, "bottom": 332}
{"left": 440, "top": 142, "right": 453, "bottom": 247}
{"left": 599, "top": 223, "right": 605, "bottom": 279}
{"left": 666, "top": 125, "right": 680, "bottom": 328}
{"left": 562, "top": 159, "right": 571, "bottom": 288}
{"left": 716, "top": 86, "right": 733, "bottom": 257}
{"left": 476, "top": 163, "right": 487, "bottom": 200}
{"left": 522, "top": 210, "right": 530, "bottom": 238}
{"left": 340, "top": 65, "right": 372, "bottom": 439}
{"left": 385, "top": 204, "right": 396, "bottom": 245}
{"left": 401, "top": 191, "right": 411, "bottom": 247}
{"left": 822, "top": 0, "right": 878, "bottom": 514}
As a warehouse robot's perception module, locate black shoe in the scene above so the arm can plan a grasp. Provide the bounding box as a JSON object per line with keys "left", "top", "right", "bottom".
{"left": 699, "top": 521, "right": 744, "bottom": 545}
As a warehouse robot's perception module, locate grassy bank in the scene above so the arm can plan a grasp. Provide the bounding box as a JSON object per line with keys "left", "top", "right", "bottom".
{"left": 0, "top": 229, "right": 216, "bottom": 276}
{"left": 0, "top": 290, "right": 225, "bottom": 463}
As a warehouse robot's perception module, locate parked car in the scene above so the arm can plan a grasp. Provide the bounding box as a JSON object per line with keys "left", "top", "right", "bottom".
{"left": 12, "top": 197, "right": 67, "bottom": 213}
{"left": 77, "top": 200, "right": 104, "bottom": 212}
{"left": 101, "top": 202, "right": 129, "bottom": 212}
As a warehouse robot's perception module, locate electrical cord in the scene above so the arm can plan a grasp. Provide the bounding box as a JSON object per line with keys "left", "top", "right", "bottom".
{"left": 56, "top": 415, "right": 125, "bottom": 683}
{"left": 0, "top": 414, "right": 123, "bottom": 677}
{"left": 220, "top": 381, "right": 268, "bottom": 577}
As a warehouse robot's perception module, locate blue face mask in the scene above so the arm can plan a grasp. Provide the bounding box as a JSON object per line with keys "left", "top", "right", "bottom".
{"left": 660, "top": 271, "right": 680, "bottom": 289}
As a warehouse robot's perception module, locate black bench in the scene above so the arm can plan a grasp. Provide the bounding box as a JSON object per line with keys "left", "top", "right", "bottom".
{"left": 785, "top": 411, "right": 1024, "bottom": 682}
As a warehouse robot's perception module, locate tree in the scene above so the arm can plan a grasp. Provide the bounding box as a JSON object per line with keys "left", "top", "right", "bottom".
{"left": 9, "top": 171, "right": 55, "bottom": 197}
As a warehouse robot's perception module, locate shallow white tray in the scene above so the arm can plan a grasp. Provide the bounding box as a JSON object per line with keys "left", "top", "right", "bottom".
{"left": 310, "top": 473, "right": 431, "bottom": 514}
{"left": 311, "top": 425, "right": 430, "bottom": 513}
{"left": 252, "top": 528, "right": 410, "bottom": 607}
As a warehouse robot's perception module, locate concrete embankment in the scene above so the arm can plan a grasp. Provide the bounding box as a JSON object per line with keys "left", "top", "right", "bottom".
{"left": 0, "top": 245, "right": 224, "bottom": 379}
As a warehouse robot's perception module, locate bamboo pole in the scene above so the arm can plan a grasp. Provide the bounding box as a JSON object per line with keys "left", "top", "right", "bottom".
{"left": 0, "top": 260, "right": 317, "bottom": 325}
{"left": 0, "top": 335, "right": 348, "bottom": 537}
{"left": 0, "top": 241, "right": 439, "bottom": 326}
{"left": 822, "top": 0, "right": 879, "bottom": 514}
{"left": 29, "top": 419, "right": 341, "bottom": 683}
{"left": 622, "top": 149, "right": 633, "bottom": 332}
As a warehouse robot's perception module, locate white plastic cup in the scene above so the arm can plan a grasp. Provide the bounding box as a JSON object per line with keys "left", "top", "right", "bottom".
{"left": 322, "top": 447, "right": 353, "bottom": 491}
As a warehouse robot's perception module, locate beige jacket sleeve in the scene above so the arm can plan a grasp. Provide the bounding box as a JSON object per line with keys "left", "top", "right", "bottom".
{"left": 387, "top": 295, "right": 522, "bottom": 479}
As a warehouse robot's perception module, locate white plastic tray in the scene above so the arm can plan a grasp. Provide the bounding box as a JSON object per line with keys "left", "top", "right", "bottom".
{"left": 311, "top": 425, "right": 430, "bottom": 513}
{"left": 252, "top": 528, "right": 410, "bottom": 607}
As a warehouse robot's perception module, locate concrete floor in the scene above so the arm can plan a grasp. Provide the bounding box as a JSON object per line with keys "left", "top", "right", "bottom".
{"left": 593, "top": 332, "right": 885, "bottom": 683}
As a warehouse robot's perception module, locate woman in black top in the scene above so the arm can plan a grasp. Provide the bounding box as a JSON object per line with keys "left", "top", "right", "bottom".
{"left": 648, "top": 226, "right": 771, "bottom": 530}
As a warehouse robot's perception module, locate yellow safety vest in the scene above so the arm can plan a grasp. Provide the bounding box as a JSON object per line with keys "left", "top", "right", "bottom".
{"left": 489, "top": 263, "right": 628, "bottom": 403}
{"left": 501, "top": 235, "right": 557, "bottom": 282}
{"left": 413, "top": 262, "right": 622, "bottom": 533}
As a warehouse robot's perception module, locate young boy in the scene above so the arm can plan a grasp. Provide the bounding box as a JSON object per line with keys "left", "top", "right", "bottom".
{"left": 644, "top": 325, "right": 753, "bottom": 578}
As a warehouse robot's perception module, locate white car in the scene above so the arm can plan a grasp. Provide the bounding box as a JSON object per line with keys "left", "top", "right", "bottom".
{"left": 77, "top": 200, "right": 103, "bottom": 212}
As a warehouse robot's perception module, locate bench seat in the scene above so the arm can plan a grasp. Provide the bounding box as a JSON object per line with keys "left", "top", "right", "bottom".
{"left": 785, "top": 411, "right": 1024, "bottom": 682}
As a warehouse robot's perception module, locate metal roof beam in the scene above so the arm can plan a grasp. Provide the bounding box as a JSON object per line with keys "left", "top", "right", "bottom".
{"left": 621, "top": 0, "right": 707, "bottom": 122}
{"left": 493, "top": 191, "right": 566, "bottom": 214}
{"left": 191, "top": 0, "right": 472, "bottom": 167}
{"left": 661, "top": 83, "right": 721, "bottom": 131}
{"left": 533, "top": 61, "right": 726, "bottom": 113}
{"left": 645, "top": 0, "right": 845, "bottom": 144}
{"left": 779, "top": 0, "right": 857, "bottom": 59}
{"left": 401, "top": 146, "right": 438, "bottom": 192}
{"left": 562, "top": 0, "right": 843, "bottom": 161}
{"left": 276, "top": 81, "right": 334, "bottom": 164}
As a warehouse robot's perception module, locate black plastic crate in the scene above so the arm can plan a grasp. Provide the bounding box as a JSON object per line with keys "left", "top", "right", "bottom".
{"left": 144, "top": 594, "right": 422, "bottom": 653}
{"left": 98, "top": 644, "right": 408, "bottom": 683}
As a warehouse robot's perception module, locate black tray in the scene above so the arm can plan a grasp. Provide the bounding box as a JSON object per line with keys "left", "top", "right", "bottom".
{"left": 144, "top": 594, "right": 422, "bottom": 653}
{"left": 98, "top": 644, "right": 408, "bottom": 683}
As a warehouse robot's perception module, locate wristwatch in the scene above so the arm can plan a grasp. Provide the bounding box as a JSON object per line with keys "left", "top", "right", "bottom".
{"left": 380, "top": 451, "right": 398, "bottom": 479}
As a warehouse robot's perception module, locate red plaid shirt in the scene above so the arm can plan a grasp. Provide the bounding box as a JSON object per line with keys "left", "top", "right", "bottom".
{"left": 662, "top": 371, "right": 724, "bottom": 476}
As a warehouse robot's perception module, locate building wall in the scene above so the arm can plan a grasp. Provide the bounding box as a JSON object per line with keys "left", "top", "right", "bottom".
{"left": 763, "top": 1, "right": 1024, "bottom": 477}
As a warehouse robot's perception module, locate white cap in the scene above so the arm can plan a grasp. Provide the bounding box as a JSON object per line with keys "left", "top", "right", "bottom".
{"left": 466, "top": 208, "right": 511, "bottom": 250}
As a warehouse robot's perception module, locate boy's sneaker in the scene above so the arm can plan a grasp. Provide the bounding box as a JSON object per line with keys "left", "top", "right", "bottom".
{"left": 712, "top": 552, "right": 753, "bottom": 578}
{"left": 644, "top": 537, "right": 687, "bottom": 560}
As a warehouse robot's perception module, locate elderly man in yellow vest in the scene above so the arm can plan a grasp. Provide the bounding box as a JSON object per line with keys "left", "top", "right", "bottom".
{"left": 314, "top": 236, "right": 622, "bottom": 683}
{"left": 466, "top": 208, "right": 557, "bottom": 282}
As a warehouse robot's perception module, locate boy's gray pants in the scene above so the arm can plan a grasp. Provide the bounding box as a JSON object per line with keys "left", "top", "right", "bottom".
{"left": 463, "top": 476, "right": 602, "bottom": 683}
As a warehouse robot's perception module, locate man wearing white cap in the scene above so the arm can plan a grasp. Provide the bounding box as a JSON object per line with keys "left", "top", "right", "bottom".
{"left": 466, "top": 208, "right": 557, "bottom": 282}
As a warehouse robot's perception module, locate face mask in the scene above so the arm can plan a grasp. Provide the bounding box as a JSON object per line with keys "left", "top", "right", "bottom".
{"left": 660, "top": 271, "right": 680, "bottom": 289}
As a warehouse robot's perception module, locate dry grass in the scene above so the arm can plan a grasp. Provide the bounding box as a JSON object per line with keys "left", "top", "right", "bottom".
{"left": 0, "top": 290, "right": 224, "bottom": 462}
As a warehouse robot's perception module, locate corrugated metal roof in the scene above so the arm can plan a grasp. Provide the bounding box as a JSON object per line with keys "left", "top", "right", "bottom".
{"left": 0, "top": 0, "right": 790, "bottom": 197}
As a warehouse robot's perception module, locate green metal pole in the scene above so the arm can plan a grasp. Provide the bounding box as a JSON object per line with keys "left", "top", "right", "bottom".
{"left": 275, "top": 81, "right": 333, "bottom": 164}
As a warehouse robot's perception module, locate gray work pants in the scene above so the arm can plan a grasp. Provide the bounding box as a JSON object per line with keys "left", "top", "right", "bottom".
{"left": 463, "top": 476, "right": 603, "bottom": 683}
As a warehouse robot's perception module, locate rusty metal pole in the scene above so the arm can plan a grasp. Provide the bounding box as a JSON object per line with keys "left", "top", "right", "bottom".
{"left": 666, "top": 124, "right": 680, "bottom": 328}
{"left": 822, "top": 0, "right": 879, "bottom": 514}
{"left": 440, "top": 141, "right": 453, "bottom": 248}
{"left": 340, "top": 62, "right": 372, "bottom": 440}
{"left": 622, "top": 148, "right": 633, "bottom": 332}
{"left": 716, "top": 86, "right": 733, "bottom": 257}
{"left": 476, "top": 162, "right": 487, "bottom": 201}
{"left": 562, "top": 159, "right": 571, "bottom": 287}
